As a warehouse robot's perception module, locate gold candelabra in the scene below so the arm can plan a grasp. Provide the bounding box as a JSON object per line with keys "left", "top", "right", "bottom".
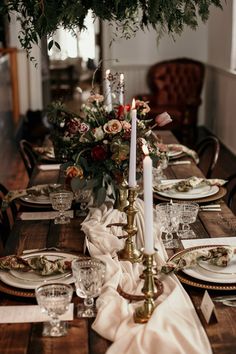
{"left": 133, "top": 253, "right": 157, "bottom": 323}
{"left": 117, "top": 186, "right": 142, "bottom": 263}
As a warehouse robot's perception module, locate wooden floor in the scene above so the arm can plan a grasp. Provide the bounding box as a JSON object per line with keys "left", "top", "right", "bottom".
{"left": 0, "top": 126, "right": 235, "bottom": 192}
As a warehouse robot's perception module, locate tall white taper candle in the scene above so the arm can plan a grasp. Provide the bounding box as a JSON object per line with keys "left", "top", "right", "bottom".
{"left": 105, "top": 69, "right": 112, "bottom": 112}
{"left": 143, "top": 146, "right": 154, "bottom": 254}
{"left": 119, "top": 73, "right": 124, "bottom": 105}
{"left": 128, "top": 99, "right": 137, "bottom": 187}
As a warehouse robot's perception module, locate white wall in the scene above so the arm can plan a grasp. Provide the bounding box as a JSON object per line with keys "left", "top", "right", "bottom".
{"left": 102, "top": 20, "right": 208, "bottom": 118}
{"left": 204, "top": 1, "right": 236, "bottom": 154}
{"left": 9, "top": 15, "right": 43, "bottom": 115}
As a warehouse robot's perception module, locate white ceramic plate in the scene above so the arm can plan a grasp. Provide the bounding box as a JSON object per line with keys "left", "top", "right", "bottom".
{"left": 155, "top": 179, "right": 219, "bottom": 200}
{"left": 0, "top": 251, "right": 77, "bottom": 290}
{"left": 182, "top": 246, "right": 236, "bottom": 284}
{"left": 166, "top": 145, "right": 183, "bottom": 159}
{"left": 20, "top": 184, "right": 61, "bottom": 205}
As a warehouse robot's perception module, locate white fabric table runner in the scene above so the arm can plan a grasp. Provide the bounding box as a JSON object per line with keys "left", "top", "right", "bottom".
{"left": 81, "top": 199, "right": 212, "bottom": 354}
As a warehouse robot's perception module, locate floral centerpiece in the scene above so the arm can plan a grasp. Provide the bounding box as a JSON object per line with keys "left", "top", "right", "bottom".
{"left": 47, "top": 90, "right": 171, "bottom": 206}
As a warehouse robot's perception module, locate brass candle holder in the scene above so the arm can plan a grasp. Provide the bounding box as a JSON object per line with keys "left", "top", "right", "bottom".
{"left": 117, "top": 185, "right": 142, "bottom": 263}
{"left": 133, "top": 253, "right": 157, "bottom": 323}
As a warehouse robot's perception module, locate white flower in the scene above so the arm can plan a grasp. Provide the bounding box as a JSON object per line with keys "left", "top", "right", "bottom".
{"left": 94, "top": 126, "right": 105, "bottom": 141}
{"left": 60, "top": 121, "right": 65, "bottom": 128}
{"left": 87, "top": 94, "right": 104, "bottom": 103}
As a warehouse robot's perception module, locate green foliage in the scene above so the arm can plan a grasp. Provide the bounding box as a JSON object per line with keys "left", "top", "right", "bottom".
{"left": 0, "top": 0, "right": 224, "bottom": 54}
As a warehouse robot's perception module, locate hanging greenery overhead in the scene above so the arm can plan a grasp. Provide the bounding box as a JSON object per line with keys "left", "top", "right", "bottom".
{"left": 0, "top": 0, "right": 224, "bottom": 53}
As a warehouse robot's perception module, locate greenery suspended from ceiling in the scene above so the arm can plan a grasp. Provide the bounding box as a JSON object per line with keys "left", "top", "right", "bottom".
{"left": 0, "top": 0, "right": 224, "bottom": 53}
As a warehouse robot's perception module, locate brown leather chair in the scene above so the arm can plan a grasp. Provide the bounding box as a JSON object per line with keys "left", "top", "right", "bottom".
{"left": 224, "top": 173, "right": 236, "bottom": 215}
{"left": 0, "top": 183, "right": 18, "bottom": 247}
{"left": 137, "top": 58, "right": 205, "bottom": 142}
{"left": 19, "top": 140, "right": 37, "bottom": 178}
{"left": 196, "top": 136, "right": 220, "bottom": 178}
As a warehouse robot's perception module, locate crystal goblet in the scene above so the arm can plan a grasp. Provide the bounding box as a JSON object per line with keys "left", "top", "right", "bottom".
{"left": 50, "top": 191, "right": 73, "bottom": 224}
{"left": 72, "top": 258, "right": 106, "bottom": 318}
{"left": 35, "top": 283, "right": 73, "bottom": 337}
{"left": 177, "top": 202, "right": 199, "bottom": 239}
{"left": 74, "top": 189, "right": 93, "bottom": 216}
{"left": 153, "top": 155, "right": 169, "bottom": 183}
{"left": 155, "top": 202, "right": 181, "bottom": 249}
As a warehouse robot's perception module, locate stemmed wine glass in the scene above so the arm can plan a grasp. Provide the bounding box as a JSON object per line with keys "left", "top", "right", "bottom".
{"left": 153, "top": 154, "right": 169, "bottom": 183}
{"left": 177, "top": 202, "right": 199, "bottom": 239}
{"left": 50, "top": 191, "right": 74, "bottom": 224}
{"left": 155, "top": 202, "right": 181, "bottom": 248}
{"left": 35, "top": 283, "right": 73, "bottom": 337}
{"left": 72, "top": 258, "right": 106, "bottom": 317}
{"left": 74, "top": 189, "right": 93, "bottom": 216}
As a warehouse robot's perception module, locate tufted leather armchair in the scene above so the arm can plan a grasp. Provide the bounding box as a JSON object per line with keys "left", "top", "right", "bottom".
{"left": 137, "top": 58, "right": 205, "bottom": 142}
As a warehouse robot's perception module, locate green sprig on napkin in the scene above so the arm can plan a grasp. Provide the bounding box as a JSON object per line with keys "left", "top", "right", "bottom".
{"left": 158, "top": 246, "right": 235, "bottom": 275}
{"left": 154, "top": 176, "right": 227, "bottom": 193}
{"left": 0, "top": 255, "right": 71, "bottom": 275}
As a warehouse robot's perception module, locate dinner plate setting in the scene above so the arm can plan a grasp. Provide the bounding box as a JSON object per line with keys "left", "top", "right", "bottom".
{"left": 154, "top": 179, "right": 219, "bottom": 200}
{"left": 168, "top": 245, "right": 236, "bottom": 290}
{"left": 0, "top": 251, "right": 78, "bottom": 294}
{"left": 20, "top": 184, "right": 62, "bottom": 205}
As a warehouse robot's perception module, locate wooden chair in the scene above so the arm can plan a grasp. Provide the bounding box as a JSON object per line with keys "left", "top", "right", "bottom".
{"left": 19, "top": 140, "right": 37, "bottom": 177}
{"left": 0, "top": 183, "right": 17, "bottom": 247}
{"left": 136, "top": 58, "right": 205, "bottom": 143}
{"left": 196, "top": 136, "right": 220, "bottom": 178}
{"left": 224, "top": 173, "right": 236, "bottom": 214}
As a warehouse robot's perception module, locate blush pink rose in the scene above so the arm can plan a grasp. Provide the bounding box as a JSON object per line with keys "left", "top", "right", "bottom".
{"left": 155, "top": 112, "right": 172, "bottom": 127}
{"left": 79, "top": 122, "right": 89, "bottom": 133}
{"left": 103, "top": 119, "right": 122, "bottom": 134}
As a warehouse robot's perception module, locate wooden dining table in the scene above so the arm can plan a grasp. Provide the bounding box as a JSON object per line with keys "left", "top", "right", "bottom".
{"left": 1, "top": 130, "right": 236, "bottom": 354}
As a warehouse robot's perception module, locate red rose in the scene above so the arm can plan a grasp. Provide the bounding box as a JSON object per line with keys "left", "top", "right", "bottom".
{"left": 91, "top": 146, "right": 107, "bottom": 161}
{"left": 117, "top": 104, "right": 131, "bottom": 119}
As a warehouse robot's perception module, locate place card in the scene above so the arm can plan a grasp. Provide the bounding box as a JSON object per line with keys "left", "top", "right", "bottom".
{"left": 182, "top": 237, "right": 236, "bottom": 249}
{"left": 200, "top": 291, "right": 218, "bottom": 324}
{"left": 38, "top": 164, "right": 61, "bottom": 171}
{"left": 0, "top": 304, "right": 74, "bottom": 324}
{"left": 19, "top": 210, "right": 74, "bottom": 220}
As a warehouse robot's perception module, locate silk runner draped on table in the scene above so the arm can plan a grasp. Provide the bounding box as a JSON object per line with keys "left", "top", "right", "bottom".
{"left": 81, "top": 199, "right": 212, "bottom": 354}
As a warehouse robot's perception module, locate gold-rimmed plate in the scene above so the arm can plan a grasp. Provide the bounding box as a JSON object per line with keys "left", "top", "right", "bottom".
{"left": 168, "top": 245, "right": 236, "bottom": 291}
{"left": 0, "top": 251, "right": 77, "bottom": 290}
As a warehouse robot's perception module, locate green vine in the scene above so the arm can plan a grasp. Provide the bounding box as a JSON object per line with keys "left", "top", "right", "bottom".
{"left": 0, "top": 1, "right": 224, "bottom": 54}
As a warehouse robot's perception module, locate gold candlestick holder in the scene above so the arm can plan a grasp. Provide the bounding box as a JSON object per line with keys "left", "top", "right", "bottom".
{"left": 117, "top": 185, "right": 142, "bottom": 263}
{"left": 133, "top": 253, "right": 157, "bottom": 323}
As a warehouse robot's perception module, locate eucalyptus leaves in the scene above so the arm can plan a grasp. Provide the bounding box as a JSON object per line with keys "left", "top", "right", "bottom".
{"left": 0, "top": 0, "right": 223, "bottom": 54}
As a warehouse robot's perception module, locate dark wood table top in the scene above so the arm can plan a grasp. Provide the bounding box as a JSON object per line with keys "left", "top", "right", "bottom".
{"left": 1, "top": 130, "right": 236, "bottom": 354}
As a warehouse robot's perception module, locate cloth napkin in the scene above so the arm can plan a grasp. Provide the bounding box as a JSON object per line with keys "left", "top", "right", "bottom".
{"left": 154, "top": 176, "right": 227, "bottom": 192}
{"left": 33, "top": 146, "right": 55, "bottom": 159}
{"left": 81, "top": 199, "right": 212, "bottom": 354}
{"left": 167, "top": 144, "right": 199, "bottom": 163}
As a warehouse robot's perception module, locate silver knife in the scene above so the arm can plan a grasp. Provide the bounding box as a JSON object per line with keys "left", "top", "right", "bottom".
{"left": 212, "top": 295, "right": 236, "bottom": 302}
{"left": 168, "top": 161, "right": 191, "bottom": 166}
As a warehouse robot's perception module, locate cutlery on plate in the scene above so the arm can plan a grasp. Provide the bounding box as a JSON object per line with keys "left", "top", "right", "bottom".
{"left": 168, "top": 161, "right": 191, "bottom": 166}
{"left": 200, "top": 204, "right": 221, "bottom": 209}
{"left": 23, "top": 247, "right": 78, "bottom": 254}
{"left": 200, "top": 204, "right": 221, "bottom": 212}
{"left": 221, "top": 300, "right": 236, "bottom": 307}
{"left": 200, "top": 208, "right": 221, "bottom": 212}
{"left": 212, "top": 295, "right": 236, "bottom": 302}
